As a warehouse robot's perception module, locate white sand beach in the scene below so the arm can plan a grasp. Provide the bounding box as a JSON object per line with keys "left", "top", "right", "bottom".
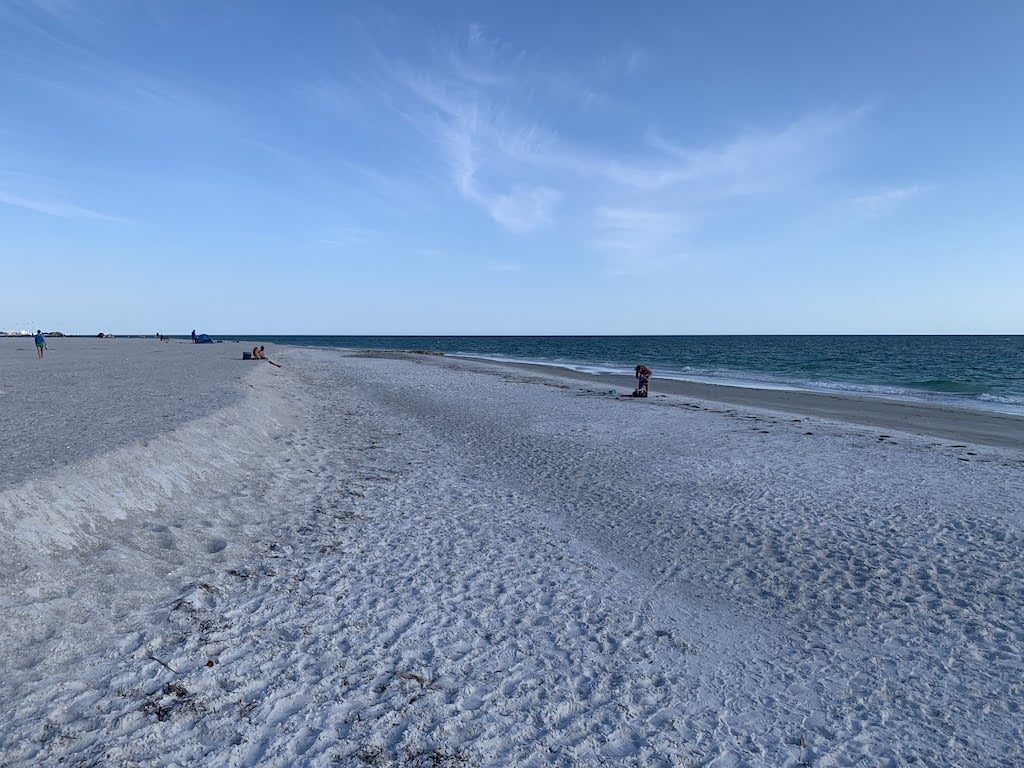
{"left": 2, "top": 339, "right": 1023, "bottom": 767}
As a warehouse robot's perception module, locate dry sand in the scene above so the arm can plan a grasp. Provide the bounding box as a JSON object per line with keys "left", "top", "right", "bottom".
{"left": 1, "top": 340, "right": 1022, "bottom": 766}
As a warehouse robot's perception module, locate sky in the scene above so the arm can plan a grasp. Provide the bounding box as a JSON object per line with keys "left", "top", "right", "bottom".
{"left": 1, "top": 0, "right": 1023, "bottom": 335}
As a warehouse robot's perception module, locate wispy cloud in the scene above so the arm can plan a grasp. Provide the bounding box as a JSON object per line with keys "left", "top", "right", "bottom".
{"left": 0, "top": 0, "right": 111, "bottom": 66}
{"left": 486, "top": 184, "right": 560, "bottom": 232}
{"left": 627, "top": 108, "right": 866, "bottom": 194}
{"left": 0, "top": 188, "right": 118, "bottom": 221}
{"left": 319, "top": 225, "right": 386, "bottom": 247}
{"left": 414, "top": 92, "right": 560, "bottom": 231}
{"left": 303, "top": 21, "right": 867, "bottom": 265}
{"left": 624, "top": 46, "right": 650, "bottom": 75}
{"left": 10, "top": 0, "right": 77, "bottom": 20}
{"left": 399, "top": 28, "right": 562, "bottom": 232}
{"left": 597, "top": 45, "right": 652, "bottom": 79}
{"left": 594, "top": 207, "right": 688, "bottom": 273}
{"left": 486, "top": 261, "right": 521, "bottom": 272}
{"left": 852, "top": 184, "right": 930, "bottom": 216}
{"left": 448, "top": 23, "right": 518, "bottom": 87}
{"left": 0, "top": 0, "right": 76, "bottom": 32}
{"left": 425, "top": 89, "right": 861, "bottom": 209}
{"left": 0, "top": 171, "right": 119, "bottom": 220}
{"left": 297, "top": 73, "right": 388, "bottom": 123}
{"left": 2, "top": 0, "right": 244, "bottom": 139}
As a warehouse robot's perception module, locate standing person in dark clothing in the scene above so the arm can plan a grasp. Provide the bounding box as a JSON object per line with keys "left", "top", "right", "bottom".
{"left": 634, "top": 365, "right": 651, "bottom": 397}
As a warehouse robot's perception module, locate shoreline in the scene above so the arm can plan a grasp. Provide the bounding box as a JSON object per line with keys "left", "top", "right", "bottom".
{"left": 450, "top": 355, "right": 1024, "bottom": 451}
{"left": 105, "top": 335, "right": 1024, "bottom": 418}
{"left": 5, "top": 335, "right": 1022, "bottom": 452}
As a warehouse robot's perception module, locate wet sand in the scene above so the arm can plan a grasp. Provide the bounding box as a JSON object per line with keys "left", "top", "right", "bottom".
{"left": 477, "top": 358, "right": 1024, "bottom": 451}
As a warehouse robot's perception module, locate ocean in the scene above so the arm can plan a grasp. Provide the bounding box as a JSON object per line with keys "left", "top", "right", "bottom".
{"left": 222, "top": 335, "right": 1024, "bottom": 415}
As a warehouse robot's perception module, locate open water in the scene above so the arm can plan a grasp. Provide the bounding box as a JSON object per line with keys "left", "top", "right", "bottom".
{"left": 222, "top": 335, "right": 1024, "bottom": 415}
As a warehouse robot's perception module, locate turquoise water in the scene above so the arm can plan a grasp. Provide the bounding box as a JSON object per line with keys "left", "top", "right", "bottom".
{"left": 223, "top": 335, "right": 1024, "bottom": 415}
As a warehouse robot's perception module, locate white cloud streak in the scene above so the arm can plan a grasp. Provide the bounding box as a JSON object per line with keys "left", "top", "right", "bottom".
{"left": 852, "top": 184, "right": 930, "bottom": 216}
{"left": 486, "top": 261, "right": 521, "bottom": 272}
{"left": 399, "top": 30, "right": 562, "bottom": 233}
{"left": 597, "top": 109, "right": 867, "bottom": 193}
{"left": 0, "top": 188, "right": 118, "bottom": 221}
{"left": 593, "top": 207, "right": 688, "bottom": 273}
{"left": 305, "top": 22, "right": 868, "bottom": 267}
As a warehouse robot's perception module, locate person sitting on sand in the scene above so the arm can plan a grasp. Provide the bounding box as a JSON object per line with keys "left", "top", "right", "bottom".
{"left": 633, "top": 365, "right": 651, "bottom": 397}
{"left": 252, "top": 346, "right": 262, "bottom": 360}
{"left": 258, "top": 345, "right": 265, "bottom": 359}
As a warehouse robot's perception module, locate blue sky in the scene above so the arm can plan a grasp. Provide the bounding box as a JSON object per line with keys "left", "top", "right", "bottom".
{"left": 2, "top": 1, "right": 1022, "bottom": 335}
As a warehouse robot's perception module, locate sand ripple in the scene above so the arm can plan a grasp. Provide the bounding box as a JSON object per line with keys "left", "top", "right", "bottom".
{"left": 1, "top": 347, "right": 1022, "bottom": 766}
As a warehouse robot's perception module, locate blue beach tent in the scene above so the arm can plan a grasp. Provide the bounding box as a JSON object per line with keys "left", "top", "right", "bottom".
{"left": 195, "top": 333, "right": 213, "bottom": 344}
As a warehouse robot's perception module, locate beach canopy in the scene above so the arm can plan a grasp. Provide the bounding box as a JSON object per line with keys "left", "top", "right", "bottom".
{"left": 195, "top": 334, "right": 213, "bottom": 344}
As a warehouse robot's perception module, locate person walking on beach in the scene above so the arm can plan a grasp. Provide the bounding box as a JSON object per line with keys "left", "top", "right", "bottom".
{"left": 191, "top": 329, "right": 197, "bottom": 343}
{"left": 34, "top": 330, "right": 47, "bottom": 358}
